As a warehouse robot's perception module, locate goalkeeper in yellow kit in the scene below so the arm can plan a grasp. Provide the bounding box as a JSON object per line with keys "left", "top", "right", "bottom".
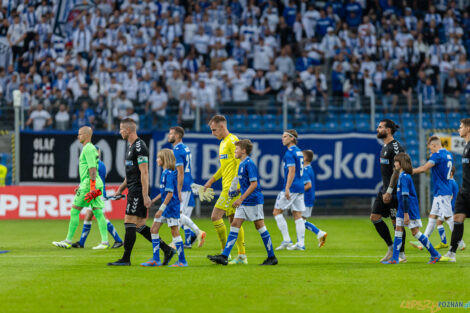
{"left": 204, "top": 115, "right": 247, "bottom": 264}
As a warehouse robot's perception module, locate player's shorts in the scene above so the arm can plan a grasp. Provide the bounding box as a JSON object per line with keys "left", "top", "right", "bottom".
{"left": 396, "top": 217, "right": 423, "bottom": 229}
{"left": 180, "top": 191, "right": 192, "bottom": 216}
{"left": 125, "top": 193, "right": 147, "bottom": 218}
{"left": 215, "top": 190, "right": 239, "bottom": 216}
{"left": 73, "top": 187, "right": 104, "bottom": 209}
{"left": 455, "top": 189, "right": 470, "bottom": 216}
{"left": 371, "top": 191, "right": 398, "bottom": 219}
{"left": 430, "top": 195, "right": 453, "bottom": 218}
{"left": 234, "top": 204, "right": 264, "bottom": 222}
{"left": 154, "top": 216, "right": 180, "bottom": 227}
{"left": 275, "top": 192, "right": 305, "bottom": 212}
{"left": 302, "top": 206, "right": 313, "bottom": 218}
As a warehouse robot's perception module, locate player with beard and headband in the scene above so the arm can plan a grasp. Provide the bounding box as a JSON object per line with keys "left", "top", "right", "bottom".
{"left": 371, "top": 119, "right": 408, "bottom": 263}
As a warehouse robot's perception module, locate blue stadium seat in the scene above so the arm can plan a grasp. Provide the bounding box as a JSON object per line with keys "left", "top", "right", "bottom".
{"left": 264, "top": 121, "right": 279, "bottom": 131}
{"left": 402, "top": 119, "right": 417, "bottom": 129}
{"left": 404, "top": 129, "right": 416, "bottom": 138}
{"left": 339, "top": 113, "right": 354, "bottom": 123}
{"left": 356, "top": 113, "right": 370, "bottom": 121}
{"left": 356, "top": 121, "right": 370, "bottom": 130}
{"left": 434, "top": 120, "right": 448, "bottom": 129}
{"left": 422, "top": 119, "right": 432, "bottom": 129}
{"left": 326, "top": 122, "right": 337, "bottom": 131}
{"left": 343, "top": 121, "right": 355, "bottom": 130}
{"left": 310, "top": 122, "right": 324, "bottom": 131}
{"left": 247, "top": 120, "right": 261, "bottom": 131}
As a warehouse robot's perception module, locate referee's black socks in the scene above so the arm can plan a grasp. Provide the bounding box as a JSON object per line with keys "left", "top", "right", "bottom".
{"left": 372, "top": 218, "right": 393, "bottom": 247}
{"left": 400, "top": 229, "right": 406, "bottom": 252}
{"left": 137, "top": 225, "right": 172, "bottom": 253}
{"left": 450, "top": 222, "right": 464, "bottom": 253}
{"left": 122, "top": 223, "right": 137, "bottom": 262}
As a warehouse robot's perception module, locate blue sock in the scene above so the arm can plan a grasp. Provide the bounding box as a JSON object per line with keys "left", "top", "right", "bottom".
{"left": 151, "top": 234, "right": 161, "bottom": 262}
{"left": 258, "top": 226, "right": 274, "bottom": 258}
{"left": 392, "top": 231, "right": 403, "bottom": 261}
{"left": 305, "top": 220, "right": 320, "bottom": 235}
{"left": 106, "top": 220, "right": 122, "bottom": 243}
{"left": 184, "top": 227, "right": 192, "bottom": 245}
{"left": 222, "top": 227, "right": 240, "bottom": 257}
{"left": 174, "top": 236, "right": 186, "bottom": 263}
{"left": 417, "top": 232, "right": 439, "bottom": 257}
{"left": 79, "top": 221, "right": 92, "bottom": 247}
{"left": 437, "top": 225, "right": 447, "bottom": 244}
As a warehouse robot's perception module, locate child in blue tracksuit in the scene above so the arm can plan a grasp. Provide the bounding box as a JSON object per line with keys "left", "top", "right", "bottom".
{"left": 383, "top": 152, "right": 441, "bottom": 264}
{"left": 142, "top": 149, "right": 187, "bottom": 267}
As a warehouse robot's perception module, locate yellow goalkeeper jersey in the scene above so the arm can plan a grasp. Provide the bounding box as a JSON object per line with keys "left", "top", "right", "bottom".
{"left": 213, "top": 133, "right": 239, "bottom": 191}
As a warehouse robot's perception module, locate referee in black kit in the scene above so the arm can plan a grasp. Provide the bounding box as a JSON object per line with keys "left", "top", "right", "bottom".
{"left": 108, "top": 118, "right": 175, "bottom": 266}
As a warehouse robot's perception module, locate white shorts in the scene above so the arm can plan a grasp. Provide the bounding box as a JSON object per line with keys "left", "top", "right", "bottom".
{"left": 154, "top": 217, "right": 180, "bottom": 227}
{"left": 234, "top": 204, "right": 264, "bottom": 222}
{"left": 180, "top": 191, "right": 192, "bottom": 216}
{"left": 430, "top": 195, "right": 453, "bottom": 218}
{"left": 396, "top": 217, "right": 423, "bottom": 229}
{"left": 302, "top": 206, "right": 313, "bottom": 218}
{"left": 274, "top": 192, "right": 305, "bottom": 212}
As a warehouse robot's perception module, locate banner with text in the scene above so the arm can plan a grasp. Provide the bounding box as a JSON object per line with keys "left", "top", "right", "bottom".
{"left": 0, "top": 186, "right": 127, "bottom": 219}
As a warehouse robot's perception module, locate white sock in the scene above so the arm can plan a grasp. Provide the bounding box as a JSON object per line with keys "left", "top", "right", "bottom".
{"left": 151, "top": 233, "right": 159, "bottom": 240}
{"left": 424, "top": 218, "right": 437, "bottom": 238}
{"left": 180, "top": 214, "right": 200, "bottom": 233}
{"left": 446, "top": 216, "right": 454, "bottom": 232}
{"left": 295, "top": 218, "right": 305, "bottom": 247}
{"left": 274, "top": 214, "right": 291, "bottom": 242}
{"left": 317, "top": 230, "right": 326, "bottom": 239}
{"left": 84, "top": 220, "right": 92, "bottom": 225}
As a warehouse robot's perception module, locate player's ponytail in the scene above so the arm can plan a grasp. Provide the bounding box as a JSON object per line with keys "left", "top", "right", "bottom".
{"left": 380, "top": 119, "right": 399, "bottom": 134}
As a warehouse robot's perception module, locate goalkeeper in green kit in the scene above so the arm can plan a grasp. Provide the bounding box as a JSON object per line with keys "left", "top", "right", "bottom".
{"left": 52, "top": 126, "right": 110, "bottom": 249}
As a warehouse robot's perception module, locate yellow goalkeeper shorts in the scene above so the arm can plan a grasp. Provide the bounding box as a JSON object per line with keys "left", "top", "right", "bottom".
{"left": 215, "top": 190, "right": 240, "bottom": 216}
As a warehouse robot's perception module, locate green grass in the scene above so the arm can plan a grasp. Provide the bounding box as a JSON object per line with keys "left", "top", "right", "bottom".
{"left": 1, "top": 218, "right": 470, "bottom": 313}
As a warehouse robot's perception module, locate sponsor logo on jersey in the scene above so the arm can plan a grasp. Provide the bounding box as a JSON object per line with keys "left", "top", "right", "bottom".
{"left": 220, "top": 154, "right": 228, "bottom": 159}
{"left": 125, "top": 160, "right": 133, "bottom": 166}
{"left": 380, "top": 158, "right": 389, "bottom": 164}
{"left": 463, "top": 158, "right": 469, "bottom": 164}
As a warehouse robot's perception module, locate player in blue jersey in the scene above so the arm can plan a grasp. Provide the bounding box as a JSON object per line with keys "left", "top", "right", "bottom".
{"left": 168, "top": 126, "right": 206, "bottom": 248}
{"left": 208, "top": 139, "right": 278, "bottom": 265}
{"left": 141, "top": 149, "right": 187, "bottom": 267}
{"left": 382, "top": 153, "right": 442, "bottom": 264}
{"left": 410, "top": 136, "right": 454, "bottom": 250}
{"left": 273, "top": 130, "right": 307, "bottom": 251}
{"left": 72, "top": 147, "right": 123, "bottom": 249}
{"left": 302, "top": 150, "right": 328, "bottom": 248}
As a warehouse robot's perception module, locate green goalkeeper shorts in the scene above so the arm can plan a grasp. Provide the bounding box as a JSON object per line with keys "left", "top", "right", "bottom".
{"left": 73, "top": 187, "right": 104, "bottom": 209}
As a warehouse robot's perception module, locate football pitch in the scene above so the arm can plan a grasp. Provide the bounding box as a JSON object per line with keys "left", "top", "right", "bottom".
{"left": 1, "top": 217, "right": 470, "bottom": 313}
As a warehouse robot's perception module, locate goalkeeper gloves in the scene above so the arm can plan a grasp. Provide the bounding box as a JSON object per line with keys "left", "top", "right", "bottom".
{"left": 85, "top": 179, "right": 102, "bottom": 203}
{"left": 190, "top": 183, "right": 215, "bottom": 202}
{"left": 228, "top": 176, "right": 240, "bottom": 198}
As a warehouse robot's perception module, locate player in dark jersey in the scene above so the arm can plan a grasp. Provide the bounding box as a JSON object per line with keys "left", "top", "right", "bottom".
{"left": 108, "top": 118, "right": 175, "bottom": 266}
{"left": 442, "top": 118, "right": 470, "bottom": 262}
{"left": 371, "top": 119, "right": 407, "bottom": 263}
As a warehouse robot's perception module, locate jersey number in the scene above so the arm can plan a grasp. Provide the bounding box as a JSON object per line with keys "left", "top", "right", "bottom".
{"left": 299, "top": 158, "right": 304, "bottom": 176}
{"left": 185, "top": 153, "right": 192, "bottom": 173}
{"left": 446, "top": 161, "right": 452, "bottom": 180}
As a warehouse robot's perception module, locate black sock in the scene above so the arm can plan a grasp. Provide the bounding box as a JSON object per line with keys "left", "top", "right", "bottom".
{"left": 400, "top": 229, "right": 406, "bottom": 253}
{"left": 122, "top": 223, "right": 136, "bottom": 262}
{"left": 373, "top": 219, "right": 393, "bottom": 247}
{"left": 136, "top": 225, "right": 152, "bottom": 242}
{"left": 450, "top": 222, "right": 464, "bottom": 253}
{"left": 137, "top": 225, "right": 171, "bottom": 253}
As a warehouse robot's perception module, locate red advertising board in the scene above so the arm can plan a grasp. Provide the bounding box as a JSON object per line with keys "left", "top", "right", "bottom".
{"left": 0, "top": 186, "right": 127, "bottom": 219}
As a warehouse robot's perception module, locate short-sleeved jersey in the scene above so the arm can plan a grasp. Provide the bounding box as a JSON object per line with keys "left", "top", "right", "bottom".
{"left": 238, "top": 156, "right": 263, "bottom": 206}
{"left": 450, "top": 178, "right": 459, "bottom": 210}
{"left": 125, "top": 138, "right": 149, "bottom": 194}
{"left": 282, "top": 145, "right": 304, "bottom": 193}
{"left": 213, "top": 133, "right": 239, "bottom": 191}
{"left": 428, "top": 148, "right": 453, "bottom": 196}
{"left": 98, "top": 160, "right": 107, "bottom": 198}
{"left": 79, "top": 142, "right": 103, "bottom": 190}
{"left": 379, "top": 140, "right": 405, "bottom": 194}
{"left": 462, "top": 141, "right": 470, "bottom": 191}
{"left": 159, "top": 169, "right": 180, "bottom": 212}
{"left": 173, "top": 142, "right": 193, "bottom": 192}
{"left": 303, "top": 164, "right": 315, "bottom": 207}
{"left": 397, "top": 172, "right": 420, "bottom": 220}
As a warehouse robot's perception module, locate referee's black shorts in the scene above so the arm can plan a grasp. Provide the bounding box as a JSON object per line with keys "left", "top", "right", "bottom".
{"left": 455, "top": 189, "right": 470, "bottom": 216}
{"left": 371, "top": 191, "right": 398, "bottom": 219}
{"left": 125, "top": 193, "right": 147, "bottom": 218}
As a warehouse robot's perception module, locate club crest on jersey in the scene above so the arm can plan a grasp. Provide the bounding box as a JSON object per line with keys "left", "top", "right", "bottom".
{"left": 220, "top": 154, "right": 228, "bottom": 159}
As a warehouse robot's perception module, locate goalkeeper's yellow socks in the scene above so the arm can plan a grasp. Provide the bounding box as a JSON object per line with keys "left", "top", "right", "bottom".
{"left": 92, "top": 208, "right": 109, "bottom": 243}
{"left": 213, "top": 219, "right": 227, "bottom": 250}
{"left": 236, "top": 225, "right": 246, "bottom": 255}
{"left": 66, "top": 208, "right": 80, "bottom": 242}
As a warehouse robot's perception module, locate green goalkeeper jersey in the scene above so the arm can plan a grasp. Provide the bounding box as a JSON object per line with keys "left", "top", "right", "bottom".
{"left": 79, "top": 142, "right": 103, "bottom": 190}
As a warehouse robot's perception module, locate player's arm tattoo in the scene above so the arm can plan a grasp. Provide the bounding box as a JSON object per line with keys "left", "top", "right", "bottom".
{"left": 89, "top": 167, "right": 97, "bottom": 181}
{"left": 388, "top": 169, "right": 399, "bottom": 190}
{"left": 139, "top": 163, "right": 149, "bottom": 197}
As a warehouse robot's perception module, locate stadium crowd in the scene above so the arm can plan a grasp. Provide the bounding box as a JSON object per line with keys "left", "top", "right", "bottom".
{"left": 0, "top": 0, "right": 470, "bottom": 131}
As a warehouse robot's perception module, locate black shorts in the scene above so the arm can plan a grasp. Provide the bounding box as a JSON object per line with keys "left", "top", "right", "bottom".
{"left": 125, "top": 193, "right": 147, "bottom": 218}
{"left": 371, "top": 191, "right": 398, "bottom": 219}
{"left": 455, "top": 190, "right": 470, "bottom": 216}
